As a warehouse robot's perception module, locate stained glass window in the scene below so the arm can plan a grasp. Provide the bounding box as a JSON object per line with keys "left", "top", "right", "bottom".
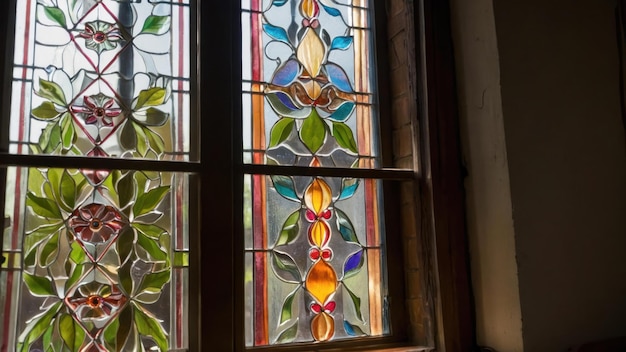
{"left": 1, "top": 1, "right": 191, "bottom": 351}
{"left": 242, "top": 0, "right": 391, "bottom": 346}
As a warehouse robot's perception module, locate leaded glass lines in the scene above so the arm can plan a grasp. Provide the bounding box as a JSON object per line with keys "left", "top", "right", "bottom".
{"left": 1, "top": 1, "right": 191, "bottom": 351}
{"left": 243, "top": 0, "right": 388, "bottom": 346}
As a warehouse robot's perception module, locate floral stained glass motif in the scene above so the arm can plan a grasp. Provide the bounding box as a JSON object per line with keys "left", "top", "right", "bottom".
{"left": 243, "top": 0, "right": 388, "bottom": 346}
{"left": 1, "top": 1, "right": 191, "bottom": 351}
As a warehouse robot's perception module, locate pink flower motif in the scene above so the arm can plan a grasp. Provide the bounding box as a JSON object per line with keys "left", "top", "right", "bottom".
{"left": 80, "top": 147, "right": 111, "bottom": 186}
{"left": 71, "top": 93, "right": 122, "bottom": 126}
{"left": 67, "top": 281, "right": 127, "bottom": 323}
{"left": 68, "top": 203, "right": 125, "bottom": 243}
{"left": 77, "top": 21, "right": 122, "bottom": 54}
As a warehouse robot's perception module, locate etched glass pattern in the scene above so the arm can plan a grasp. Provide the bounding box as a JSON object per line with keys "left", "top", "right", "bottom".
{"left": 243, "top": 0, "right": 388, "bottom": 346}
{"left": 1, "top": 1, "right": 191, "bottom": 351}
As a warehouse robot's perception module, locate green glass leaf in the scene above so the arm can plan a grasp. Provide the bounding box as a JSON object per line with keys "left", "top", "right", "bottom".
{"left": 137, "top": 269, "right": 170, "bottom": 294}
{"left": 72, "top": 319, "right": 85, "bottom": 352}
{"left": 61, "top": 113, "right": 75, "bottom": 151}
{"left": 26, "top": 192, "right": 61, "bottom": 219}
{"left": 141, "top": 15, "right": 171, "bottom": 35}
{"left": 133, "top": 185, "right": 169, "bottom": 217}
{"left": 31, "top": 101, "right": 60, "bottom": 120}
{"left": 117, "top": 227, "right": 135, "bottom": 265}
{"left": 144, "top": 107, "right": 169, "bottom": 126}
{"left": 24, "top": 223, "right": 62, "bottom": 260}
{"left": 119, "top": 261, "right": 133, "bottom": 297}
{"left": 135, "top": 87, "right": 166, "bottom": 110}
{"left": 27, "top": 168, "right": 46, "bottom": 197}
{"left": 146, "top": 128, "right": 165, "bottom": 155}
{"left": 37, "top": 79, "right": 66, "bottom": 106}
{"left": 60, "top": 169, "right": 76, "bottom": 210}
{"left": 65, "top": 264, "right": 84, "bottom": 292}
{"left": 335, "top": 208, "right": 359, "bottom": 244}
{"left": 275, "top": 319, "right": 298, "bottom": 343}
{"left": 116, "top": 306, "right": 133, "bottom": 350}
{"left": 23, "top": 272, "right": 56, "bottom": 296}
{"left": 344, "top": 284, "right": 364, "bottom": 322}
{"left": 133, "top": 123, "right": 149, "bottom": 156}
{"left": 68, "top": 240, "right": 86, "bottom": 264}
{"left": 133, "top": 303, "right": 168, "bottom": 352}
{"left": 269, "top": 118, "right": 295, "bottom": 147}
{"left": 271, "top": 251, "right": 301, "bottom": 283}
{"left": 42, "top": 6, "right": 67, "bottom": 28}
{"left": 275, "top": 210, "right": 300, "bottom": 246}
{"left": 300, "top": 110, "right": 326, "bottom": 153}
{"left": 133, "top": 223, "right": 166, "bottom": 240}
{"left": 279, "top": 287, "right": 299, "bottom": 324}
{"left": 18, "top": 302, "right": 62, "bottom": 352}
{"left": 116, "top": 171, "right": 136, "bottom": 209}
{"left": 265, "top": 93, "right": 311, "bottom": 118}
{"left": 136, "top": 232, "right": 168, "bottom": 263}
{"left": 103, "top": 316, "right": 120, "bottom": 350}
{"left": 44, "top": 123, "right": 62, "bottom": 153}
{"left": 58, "top": 313, "right": 75, "bottom": 350}
{"left": 332, "top": 122, "right": 358, "bottom": 153}
{"left": 42, "top": 324, "right": 53, "bottom": 352}
{"left": 39, "top": 232, "right": 59, "bottom": 267}
{"left": 120, "top": 121, "right": 138, "bottom": 151}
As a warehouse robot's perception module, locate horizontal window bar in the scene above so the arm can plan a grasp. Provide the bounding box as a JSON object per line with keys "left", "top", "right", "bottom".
{"left": 241, "top": 163, "right": 416, "bottom": 180}
{"left": 0, "top": 153, "right": 201, "bottom": 173}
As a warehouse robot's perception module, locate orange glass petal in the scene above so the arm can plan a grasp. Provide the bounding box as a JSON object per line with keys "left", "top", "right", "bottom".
{"left": 311, "top": 312, "right": 334, "bottom": 341}
{"left": 303, "top": 79, "right": 322, "bottom": 100}
{"left": 297, "top": 29, "right": 325, "bottom": 77}
{"left": 308, "top": 220, "right": 330, "bottom": 247}
{"left": 300, "top": 0, "right": 319, "bottom": 19}
{"left": 304, "top": 178, "right": 332, "bottom": 215}
{"left": 305, "top": 260, "right": 337, "bottom": 304}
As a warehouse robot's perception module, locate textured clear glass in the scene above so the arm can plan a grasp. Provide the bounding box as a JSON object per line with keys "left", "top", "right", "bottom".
{"left": 242, "top": 0, "right": 388, "bottom": 346}
{"left": 1, "top": 0, "right": 192, "bottom": 350}
{"left": 1, "top": 167, "right": 190, "bottom": 351}
{"left": 8, "top": 0, "right": 192, "bottom": 161}
{"left": 242, "top": 0, "right": 380, "bottom": 169}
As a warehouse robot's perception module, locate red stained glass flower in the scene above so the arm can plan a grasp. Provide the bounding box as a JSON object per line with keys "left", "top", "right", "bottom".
{"left": 67, "top": 282, "right": 127, "bottom": 323}
{"left": 71, "top": 93, "right": 122, "bottom": 126}
{"left": 78, "top": 21, "right": 122, "bottom": 54}
{"left": 68, "top": 203, "right": 125, "bottom": 243}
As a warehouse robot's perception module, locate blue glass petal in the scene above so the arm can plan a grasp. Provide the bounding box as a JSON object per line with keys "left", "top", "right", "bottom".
{"left": 326, "top": 63, "right": 353, "bottom": 93}
{"left": 275, "top": 91, "right": 299, "bottom": 110}
{"left": 344, "top": 321, "right": 356, "bottom": 336}
{"left": 339, "top": 177, "right": 359, "bottom": 199}
{"left": 344, "top": 250, "right": 364, "bottom": 274}
{"left": 329, "top": 102, "right": 355, "bottom": 122}
{"left": 273, "top": 0, "right": 288, "bottom": 6}
{"left": 321, "top": 3, "right": 341, "bottom": 17}
{"left": 263, "top": 23, "right": 290, "bottom": 44}
{"left": 271, "top": 175, "right": 299, "bottom": 201}
{"left": 330, "top": 36, "right": 353, "bottom": 51}
{"left": 272, "top": 60, "right": 300, "bottom": 86}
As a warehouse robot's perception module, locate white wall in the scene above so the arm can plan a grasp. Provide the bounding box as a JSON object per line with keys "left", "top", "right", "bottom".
{"left": 452, "top": 0, "right": 626, "bottom": 351}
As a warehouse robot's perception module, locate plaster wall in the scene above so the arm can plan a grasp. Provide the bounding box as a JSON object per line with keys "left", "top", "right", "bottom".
{"left": 493, "top": 1, "right": 626, "bottom": 351}
{"left": 449, "top": 1, "right": 524, "bottom": 351}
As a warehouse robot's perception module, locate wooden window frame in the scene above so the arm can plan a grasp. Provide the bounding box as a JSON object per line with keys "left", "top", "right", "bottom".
{"left": 0, "top": 0, "right": 474, "bottom": 351}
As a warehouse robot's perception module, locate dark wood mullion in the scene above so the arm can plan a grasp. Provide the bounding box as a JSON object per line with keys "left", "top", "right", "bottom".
{"left": 0, "top": 0, "right": 19, "bottom": 268}
{"left": 241, "top": 164, "right": 415, "bottom": 180}
{"left": 198, "top": 0, "right": 237, "bottom": 350}
{"left": 0, "top": 153, "right": 199, "bottom": 173}
{"left": 419, "top": 0, "right": 475, "bottom": 350}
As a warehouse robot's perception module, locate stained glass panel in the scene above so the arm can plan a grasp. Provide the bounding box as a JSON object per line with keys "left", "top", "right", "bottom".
{"left": 1, "top": 0, "right": 192, "bottom": 350}
{"left": 243, "top": 0, "right": 389, "bottom": 346}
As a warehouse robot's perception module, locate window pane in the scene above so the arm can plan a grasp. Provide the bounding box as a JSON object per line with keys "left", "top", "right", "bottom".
{"left": 8, "top": 0, "right": 192, "bottom": 161}
{"left": 1, "top": 167, "right": 190, "bottom": 351}
{"left": 244, "top": 175, "right": 389, "bottom": 345}
{"left": 242, "top": 0, "right": 380, "bottom": 169}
